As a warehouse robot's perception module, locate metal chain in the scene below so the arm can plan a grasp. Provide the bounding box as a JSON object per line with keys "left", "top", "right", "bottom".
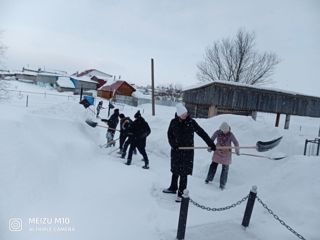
{"left": 189, "top": 194, "right": 249, "bottom": 212}
{"left": 256, "top": 196, "right": 306, "bottom": 240}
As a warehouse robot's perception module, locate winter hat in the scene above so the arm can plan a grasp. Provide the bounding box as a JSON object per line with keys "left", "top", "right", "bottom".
{"left": 114, "top": 108, "right": 119, "bottom": 113}
{"left": 134, "top": 110, "right": 141, "bottom": 118}
{"left": 176, "top": 103, "right": 188, "bottom": 117}
{"left": 220, "top": 122, "right": 230, "bottom": 133}
{"left": 119, "top": 113, "right": 125, "bottom": 119}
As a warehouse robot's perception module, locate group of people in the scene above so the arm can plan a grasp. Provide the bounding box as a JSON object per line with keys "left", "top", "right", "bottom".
{"left": 163, "top": 103, "right": 240, "bottom": 202}
{"left": 101, "top": 106, "right": 151, "bottom": 170}
{"left": 97, "top": 101, "right": 240, "bottom": 202}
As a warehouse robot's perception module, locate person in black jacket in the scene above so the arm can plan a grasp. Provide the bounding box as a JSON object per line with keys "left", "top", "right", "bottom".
{"left": 118, "top": 114, "right": 131, "bottom": 154}
{"left": 125, "top": 110, "right": 151, "bottom": 169}
{"left": 96, "top": 101, "right": 104, "bottom": 118}
{"left": 101, "top": 108, "right": 119, "bottom": 147}
{"left": 163, "top": 103, "right": 216, "bottom": 202}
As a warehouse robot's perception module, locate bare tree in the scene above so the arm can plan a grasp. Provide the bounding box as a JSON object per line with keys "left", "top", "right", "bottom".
{"left": 197, "top": 29, "right": 280, "bottom": 85}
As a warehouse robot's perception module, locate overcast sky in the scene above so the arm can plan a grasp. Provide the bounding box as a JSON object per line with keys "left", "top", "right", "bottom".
{"left": 1, "top": 0, "right": 319, "bottom": 95}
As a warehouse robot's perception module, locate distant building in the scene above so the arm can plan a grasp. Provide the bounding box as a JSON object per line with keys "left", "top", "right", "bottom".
{"left": 70, "top": 76, "right": 98, "bottom": 92}
{"left": 97, "top": 80, "right": 136, "bottom": 99}
{"left": 183, "top": 81, "right": 320, "bottom": 129}
{"left": 36, "top": 72, "right": 60, "bottom": 87}
{"left": 56, "top": 76, "right": 75, "bottom": 92}
{"left": 15, "top": 70, "right": 37, "bottom": 83}
{"left": 76, "top": 69, "right": 114, "bottom": 88}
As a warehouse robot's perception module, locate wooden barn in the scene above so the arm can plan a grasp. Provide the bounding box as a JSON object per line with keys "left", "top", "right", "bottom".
{"left": 97, "top": 80, "right": 136, "bottom": 99}
{"left": 183, "top": 81, "right": 320, "bottom": 129}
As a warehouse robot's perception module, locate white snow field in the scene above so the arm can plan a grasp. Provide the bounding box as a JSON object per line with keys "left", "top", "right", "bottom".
{"left": 0, "top": 80, "right": 319, "bottom": 240}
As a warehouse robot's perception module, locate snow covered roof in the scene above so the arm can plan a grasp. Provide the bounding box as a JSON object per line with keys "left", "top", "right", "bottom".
{"left": 70, "top": 76, "right": 98, "bottom": 84}
{"left": 15, "top": 71, "right": 38, "bottom": 76}
{"left": 77, "top": 69, "right": 113, "bottom": 78}
{"left": 183, "top": 80, "right": 320, "bottom": 98}
{"left": 37, "top": 72, "right": 62, "bottom": 77}
{"left": 56, "top": 77, "right": 75, "bottom": 88}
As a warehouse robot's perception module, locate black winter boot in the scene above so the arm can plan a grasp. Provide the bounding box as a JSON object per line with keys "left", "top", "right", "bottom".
{"left": 142, "top": 164, "right": 149, "bottom": 169}
{"left": 125, "top": 159, "right": 132, "bottom": 165}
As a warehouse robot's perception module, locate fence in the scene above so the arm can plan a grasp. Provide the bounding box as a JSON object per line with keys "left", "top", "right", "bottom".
{"left": 115, "top": 95, "right": 178, "bottom": 107}
{"left": 176, "top": 186, "right": 307, "bottom": 240}
{"left": 304, "top": 138, "right": 320, "bottom": 156}
{"left": 1, "top": 88, "right": 78, "bottom": 108}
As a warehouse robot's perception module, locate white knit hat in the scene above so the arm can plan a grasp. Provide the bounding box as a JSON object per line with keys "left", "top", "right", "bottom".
{"left": 220, "top": 122, "right": 230, "bottom": 133}
{"left": 176, "top": 103, "right": 188, "bottom": 117}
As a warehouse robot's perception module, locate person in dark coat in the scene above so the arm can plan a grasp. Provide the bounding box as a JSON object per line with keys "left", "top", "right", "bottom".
{"left": 101, "top": 108, "right": 119, "bottom": 147}
{"left": 118, "top": 114, "right": 131, "bottom": 154}
{"left": 163, "top": 103, "right": 216, "bottom": 202}
{"left": 120, "top": 117, "right": 137, "bottom": 157}
{"left": 96, "top": 101, "right": 104, "bottom": 118}
{"left": 125, "top": 110, "right": 151, "bottom": 169}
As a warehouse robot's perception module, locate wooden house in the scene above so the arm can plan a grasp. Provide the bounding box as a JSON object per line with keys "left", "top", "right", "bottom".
{"left": 97, "top": 80, "right": 136, "bottom": 99}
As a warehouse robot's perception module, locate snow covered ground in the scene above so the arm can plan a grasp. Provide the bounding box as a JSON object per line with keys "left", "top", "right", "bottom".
{"left": 0, "top": 80, "right": 319, "bottom": 240}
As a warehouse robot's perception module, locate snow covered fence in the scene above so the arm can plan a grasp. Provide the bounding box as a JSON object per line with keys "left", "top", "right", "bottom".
{"left": 177, "top": 186, "right": 307, "bottom": 240}
{"left": 5, "top": 88, "right": 78, "bottom": 107}
{"left": 304, "top": 138, "right": 320, "bottom": 156}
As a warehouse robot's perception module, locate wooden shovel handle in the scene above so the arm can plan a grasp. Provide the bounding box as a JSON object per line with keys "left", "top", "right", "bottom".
{"left": 179, "top": 146, "right": 256, "bottom": 150}
{"left": 97, "top": 125, "right": 120, "bottom": 132}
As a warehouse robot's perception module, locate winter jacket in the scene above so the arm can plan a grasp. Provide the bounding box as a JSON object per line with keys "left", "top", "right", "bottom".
{"left": 211, "top": 130, "right": 239, "bottom": 165}
{"left": 120, "top": 117, "right": 132, "bottom": 135}
{"left": 131, "top": 116, "right": 151, "bottom": 140}
{"left": 102, "top": 112, "right": 119, "bottom": 133}
{"left": 167, "top": 115, "right": 214, "bottom": 176}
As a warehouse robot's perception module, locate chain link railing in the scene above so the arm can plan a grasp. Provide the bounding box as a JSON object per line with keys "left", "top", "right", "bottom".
{"left": 189, "top": 194, "right": 249, "bottom": 212}
{"left": 256, "top": 196, "right": 306, "bottom": 240}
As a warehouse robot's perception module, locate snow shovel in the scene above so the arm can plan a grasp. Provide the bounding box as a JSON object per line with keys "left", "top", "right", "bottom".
{"left": 179, "top": 136, "right": 283, "bottom": 152}
{"left": 99, "top": 137, "right": 120, "bottom": 148}
{"left": 232, "top": 152, "right": 286, "bottom": 160}
{"left": 85, "top": 119, "right": 119, "bottom": 132}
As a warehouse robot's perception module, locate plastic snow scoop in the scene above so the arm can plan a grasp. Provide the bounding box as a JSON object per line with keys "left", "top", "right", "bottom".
{"left": 179, "top": 136, "right": 283, "bottom": 152}
{"left": 85, "top": 119, "right": 120, "bottom": 132}
{"left": 232, "top": 152, "right": 286, "bottom": 160}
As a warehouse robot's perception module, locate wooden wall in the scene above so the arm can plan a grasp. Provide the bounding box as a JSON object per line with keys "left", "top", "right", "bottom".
{"left": 183, "top": 83, "right": 320, "bottom": 118}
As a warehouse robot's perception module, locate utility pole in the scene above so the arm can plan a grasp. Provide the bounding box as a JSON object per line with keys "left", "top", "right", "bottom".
{"left": 151, "top": 58, "right": 155, "bottom": 116}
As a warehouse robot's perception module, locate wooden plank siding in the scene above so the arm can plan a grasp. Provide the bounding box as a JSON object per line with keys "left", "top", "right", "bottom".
{"left": 183, "top": 82, "right": 320, "bottom": 118}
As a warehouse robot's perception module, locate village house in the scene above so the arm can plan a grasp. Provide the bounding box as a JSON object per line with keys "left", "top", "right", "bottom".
{"left": 97, "top": 80, "right": 136, "bottom": 99}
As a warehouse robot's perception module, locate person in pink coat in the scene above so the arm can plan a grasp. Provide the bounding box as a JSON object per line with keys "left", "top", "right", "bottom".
{"left": 205, "top": 122, "right": 240, "bottom": 190}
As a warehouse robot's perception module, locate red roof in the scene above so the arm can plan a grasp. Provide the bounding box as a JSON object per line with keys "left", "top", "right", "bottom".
{"left": 99, "top": 80, "right": 136, "bottom": 92}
